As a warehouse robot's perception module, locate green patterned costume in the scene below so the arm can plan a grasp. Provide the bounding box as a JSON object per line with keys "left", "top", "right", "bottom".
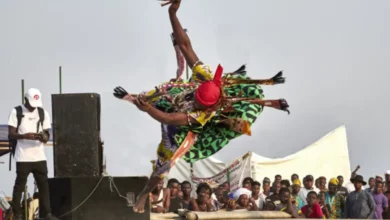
{"left": 145, "top": 66, "right": 265, "bottom": 163}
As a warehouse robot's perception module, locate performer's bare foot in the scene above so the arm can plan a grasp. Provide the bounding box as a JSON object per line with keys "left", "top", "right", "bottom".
{"left": 133, "top": 193, "right": 148, "bottom": 213}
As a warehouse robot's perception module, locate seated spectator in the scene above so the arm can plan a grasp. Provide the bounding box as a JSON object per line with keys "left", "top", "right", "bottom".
{"left": 188, "top": 183, "right": 214, "bottom": 212}
{"left": 181, "top": 181, "right": 193, "bottom": 209}
{"left": 299, "top": 175, "right": 319, "bottom": 205}
{"left": 383, "top": 190, "right": 390, "bottom": 219}
{"left": 345, "top": 175, "right": 376, "bottom": 219}
{"left": 318, "top": 176, "right": 327, "bottom": 192}
{"left": 150, "top": 180, "right": 170, "bottom": 213}
{"left": 366, "top": 177, "right": 375, "bottom": 193}
{"left": 291, "top": 179, "right": 305, "bottom": 210}
{"left": 372, "top": 182, "right": 388, "bottom": 219}
{"left": 251, "top": 181, "right": 262, "bottom": 209}
{"left": 318, "top": 191, "right": 330, "bottom": 218}
{"left": 336, "top": 175, "right": 349, "bottom": 198}
{"left": 315, "top": 178, "right": 320, "bottom": 189}
{"left": 221, "top": 182, "right": 230, "bottom": 193}
{"left": 167, "top": 178, "right": 180, "bottom": 198}
{"left": 301, "top": 191, "right": 324, "bottom": 219}
{"left": 266, "top": 182, "right": 281, "bottom": 206}
{"left": 325, "top": 178, "right": 344, "bottom": 218}
{"left": 376, "top": 176, "right": 384, "bottom": 184}
{"left": 227, "top": 188, "right": 258, "bottom": 211}
{"left": 262, "top": 178, "right": 272, "bottom": 197}
{"left": 211, "top": 186, "right": 226, "bottom": 210}
{"left": 291, "top": 174, "right": 299, "bottom": 183}
{"left": 264, "top": 201, "right": 276, "bottom": 211}
{"left": 167, "top": 179, "right": 183, "bottom": 213}
{"left": 242, "top": 177, "right": 253, "bottom": 190}
{"left": 385, "top": 170, "right": 390, "bottom": 192}
{"left": 289, "top": 174, "right": 299, "bottom": 193}
{"left": 281, "top": 179, "right": 291, "bottom": 190}
{"left": 274, "top": 174, "right": 282, "bottom": 184}
{"left": 275, "top": 188, "right": 299, "bottom": 218}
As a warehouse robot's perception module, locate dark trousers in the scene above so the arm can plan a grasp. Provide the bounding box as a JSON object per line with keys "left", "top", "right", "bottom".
{"left": 12, "top": 161, "right": 51, "bottom": 217}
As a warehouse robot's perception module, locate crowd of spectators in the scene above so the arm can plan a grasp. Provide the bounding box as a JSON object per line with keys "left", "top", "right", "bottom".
{"left": 150, "top": 167, "right": 390, "bottom": 219}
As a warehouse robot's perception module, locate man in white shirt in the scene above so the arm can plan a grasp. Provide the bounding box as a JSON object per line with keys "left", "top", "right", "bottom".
{"left": 298, "top": 175, "right": 319, "bottom": 205}
{"left": 8, "top": 88, "right": 58, "bottom": 220}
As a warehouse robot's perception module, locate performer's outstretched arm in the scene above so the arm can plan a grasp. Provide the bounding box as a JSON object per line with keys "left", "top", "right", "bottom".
{"left": 168, "top": 0, "right": 201, "bottom": 68}
{"left": 134, "top": 98, "right": 198, "bottom": 126}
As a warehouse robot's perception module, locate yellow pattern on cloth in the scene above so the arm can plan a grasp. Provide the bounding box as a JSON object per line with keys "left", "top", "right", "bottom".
{"left": 192, "top": 63, "right": 213, "bottom": 82}
{"left": 151, "top": 63, "right": 216, "bottom": 179}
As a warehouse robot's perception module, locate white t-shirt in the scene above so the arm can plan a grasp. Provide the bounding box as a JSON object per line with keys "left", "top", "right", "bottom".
{"left": 298, "top": 187, "right": 320, "bottom": 205}
{"left": 8, "top": 105, "right": 51, "bottom": 162}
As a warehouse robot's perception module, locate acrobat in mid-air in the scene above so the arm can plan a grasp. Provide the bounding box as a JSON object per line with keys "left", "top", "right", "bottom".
{"left": 113, "top": 0, "right": 290, "bottom": 213}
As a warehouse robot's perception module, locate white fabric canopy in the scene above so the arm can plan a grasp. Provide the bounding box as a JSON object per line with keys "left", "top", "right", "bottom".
{"left": 250, "top": 125, "right": 352, "bottom": 182}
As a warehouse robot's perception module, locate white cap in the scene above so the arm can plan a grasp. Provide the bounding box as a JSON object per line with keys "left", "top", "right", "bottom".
{"left": 385, "top": 170, "right": 390, "bottom": 175}
{"left": 25, "top": 88, "right": 43, "bottom": 108}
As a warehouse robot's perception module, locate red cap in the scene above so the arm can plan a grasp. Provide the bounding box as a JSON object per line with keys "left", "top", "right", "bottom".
{"left": 195, "top": 64, "right": 223, "bottom": 107}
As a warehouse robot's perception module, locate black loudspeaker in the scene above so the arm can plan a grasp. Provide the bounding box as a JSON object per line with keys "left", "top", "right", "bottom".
{"left": 51, "top": 93, "right": 102, "bottom": 177}
{"left": 43, "top": 176, "right": 150, "bottom": 220}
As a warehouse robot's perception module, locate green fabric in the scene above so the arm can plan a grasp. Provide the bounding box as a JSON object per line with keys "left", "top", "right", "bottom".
{"left": 151, "top": 73, "right": 264, "bottom": 163}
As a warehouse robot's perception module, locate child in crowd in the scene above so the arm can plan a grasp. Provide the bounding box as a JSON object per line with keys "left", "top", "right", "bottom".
{"left": 317, "top": 191, "right": 330, "bottom": 218}
{"left": 301, "top": 191, "right": 324, "bottom": 218}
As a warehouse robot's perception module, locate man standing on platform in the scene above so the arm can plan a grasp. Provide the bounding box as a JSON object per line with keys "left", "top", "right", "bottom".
{"left": 7, "top": 88, "right": 59, "bottom": 220}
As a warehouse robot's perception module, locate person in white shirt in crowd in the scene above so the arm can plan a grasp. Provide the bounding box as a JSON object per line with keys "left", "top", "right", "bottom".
{"left": 8, "top": 88, "right": 59, "bottom": 220}
{"left": 299, "top": 175, "right": 319, "bottom": 205}
{"left": 251, "top": 181, "right": 262, "bottom": 209}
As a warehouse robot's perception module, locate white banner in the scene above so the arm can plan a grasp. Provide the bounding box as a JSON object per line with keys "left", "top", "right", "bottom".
{"left": 191, "top": 153, "right": 252, "bottom": 192}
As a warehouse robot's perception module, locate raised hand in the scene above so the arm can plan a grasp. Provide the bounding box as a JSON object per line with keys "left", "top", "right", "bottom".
{"left": 113, "top": 86, "right": 137, "bottom": 103}
{"left": 169, "top": 0, "right": 181, "bottom": 13}
{"left": 133, "top": 98, "right": 152, "bottom": 112}
{"left": 113, "top": 86, "right": 128, "bottom": 99}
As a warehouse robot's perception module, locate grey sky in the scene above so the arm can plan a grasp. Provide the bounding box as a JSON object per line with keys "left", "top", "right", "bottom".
{"left": 1, "top": 0, "right": 389, "bottom": 196}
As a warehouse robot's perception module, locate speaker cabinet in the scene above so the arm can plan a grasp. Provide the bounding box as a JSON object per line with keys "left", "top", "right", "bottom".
{"left": 43, "top": 176, "right": 150, "bottom": 220}
{"left": 51, "top": 93, "right": 102, "bottom": 177}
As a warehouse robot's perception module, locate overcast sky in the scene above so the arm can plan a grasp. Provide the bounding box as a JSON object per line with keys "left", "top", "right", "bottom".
{"left": 1, "top": 0, "right": 389, "bottom": 196}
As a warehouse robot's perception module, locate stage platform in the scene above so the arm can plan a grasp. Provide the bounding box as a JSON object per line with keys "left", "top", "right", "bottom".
{"left": 150, "top": 210, "right": 292, "bottom": 220}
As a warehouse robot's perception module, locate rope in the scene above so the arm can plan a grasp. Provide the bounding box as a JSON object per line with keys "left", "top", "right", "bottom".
{"left": 108, "top": 176, "right": 132, "bottom": 203}
{"left": 36, "top": 175, "right": 130, "bottom": 220}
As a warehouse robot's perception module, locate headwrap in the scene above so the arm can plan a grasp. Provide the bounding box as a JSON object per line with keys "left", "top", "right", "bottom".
{"left": 195, "top": 64, "right": 223, "bottom": 107}
{"left": 329, "top": 178, "right": 339, "bottom": 185}
{"left": 292, "top": 179, "right": 301, "bottom": 186}
{"left": 230, "top": 188, "right": 252, "bottom": 201}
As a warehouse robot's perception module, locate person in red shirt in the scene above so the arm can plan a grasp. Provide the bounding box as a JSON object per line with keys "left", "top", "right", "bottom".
{"left": 301, "top": 191, "right": 324, "bottom": 218}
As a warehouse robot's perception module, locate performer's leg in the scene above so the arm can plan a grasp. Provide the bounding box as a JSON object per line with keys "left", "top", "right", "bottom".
{"left": 133, "top": 151, "right": 172, "bottom": 213}
{"left": 133, "top": 173, "right": 163, "bottom": 213}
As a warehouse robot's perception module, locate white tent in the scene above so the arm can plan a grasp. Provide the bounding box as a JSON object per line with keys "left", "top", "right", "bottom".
{"left": 167, "top": 125, "right": 351, "bottom": 186}
{"left": 250, "top": 125, "right": 352, "bottom": 182}
{"left": 167, "top": 155, "right": 226, "bottom": 184}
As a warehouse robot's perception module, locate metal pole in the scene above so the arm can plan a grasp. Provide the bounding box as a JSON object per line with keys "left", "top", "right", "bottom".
{"left": 24, "top": 185, "right": 28, "bottom": 220}
{"left": 186, "top": 64, "right": 189, "bottom": 81}
{"left": 22, "top": 79, "right": 25, "bottom": 104}
{"left": 59, "top": 66, "right": 62, "bottom": 94}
